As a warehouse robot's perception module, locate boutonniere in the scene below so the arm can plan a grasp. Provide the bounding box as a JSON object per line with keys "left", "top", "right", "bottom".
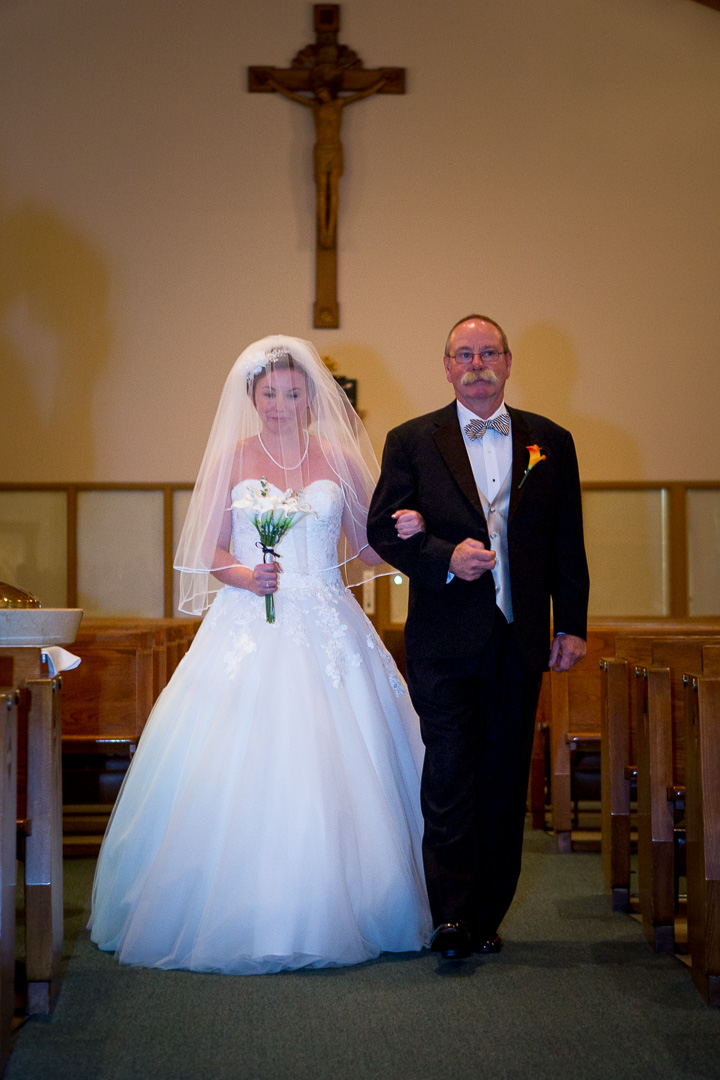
{"left": 518, "top": 444, "right": 546, "bottom": 489}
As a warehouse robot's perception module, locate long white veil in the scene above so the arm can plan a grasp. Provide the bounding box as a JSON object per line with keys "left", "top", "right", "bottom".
{"left": 174, "top": 335, "right": 388, "bottom": 615}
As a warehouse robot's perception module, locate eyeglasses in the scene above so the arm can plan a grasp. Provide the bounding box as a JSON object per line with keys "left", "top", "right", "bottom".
{"left": 446, "top": 348, "right": 506, "bottom": 365}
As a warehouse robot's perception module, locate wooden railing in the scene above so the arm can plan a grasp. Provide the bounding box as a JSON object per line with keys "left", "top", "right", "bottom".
{"left": 1, "top": 481, "right": 719, "bottom": 621}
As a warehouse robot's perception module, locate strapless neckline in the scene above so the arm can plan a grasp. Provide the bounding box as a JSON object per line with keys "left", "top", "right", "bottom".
{"left": 231, "top": 478, "right": 342, "bottom": 498}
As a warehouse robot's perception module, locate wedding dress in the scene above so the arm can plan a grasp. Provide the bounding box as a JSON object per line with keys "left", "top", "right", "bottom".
{"left": 89, "top": 479, "right": 432, "bottom": 974}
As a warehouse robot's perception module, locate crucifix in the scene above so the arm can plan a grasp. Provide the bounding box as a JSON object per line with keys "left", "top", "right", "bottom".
{"left": 249, "top": 4, "right": 405, "bottom": 329}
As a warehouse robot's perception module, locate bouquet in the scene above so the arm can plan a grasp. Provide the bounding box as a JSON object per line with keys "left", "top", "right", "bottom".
{"left": 232, "top": 478, "right": 314, "bottom": 623}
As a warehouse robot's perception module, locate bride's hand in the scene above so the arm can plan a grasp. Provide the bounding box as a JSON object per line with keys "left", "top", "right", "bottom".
{"left": 249, "top": 562, "right": 280, "bottom": 596}
{"left": 392, "top": 509, "right": 425, "bottom": 539}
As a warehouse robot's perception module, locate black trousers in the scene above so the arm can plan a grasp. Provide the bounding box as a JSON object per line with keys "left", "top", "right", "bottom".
{"left": 406, "top": 609, "right": 543, "bottom": 936}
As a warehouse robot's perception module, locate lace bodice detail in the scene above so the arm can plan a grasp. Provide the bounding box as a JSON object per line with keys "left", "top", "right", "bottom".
{"left": 207, "top": 479, "right": 405, "bottom": 694}
{"left": 231, "top": 479, "right": 345, "bottom": 587}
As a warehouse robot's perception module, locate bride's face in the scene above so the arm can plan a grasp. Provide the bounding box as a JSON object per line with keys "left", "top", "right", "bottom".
{"left": 254, "top": 369, "right": 309, "bottom": 432}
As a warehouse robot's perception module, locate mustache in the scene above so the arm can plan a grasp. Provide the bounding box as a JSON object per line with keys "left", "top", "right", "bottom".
{"left": 460, "top": 369, "right": 499, "bottom": 387}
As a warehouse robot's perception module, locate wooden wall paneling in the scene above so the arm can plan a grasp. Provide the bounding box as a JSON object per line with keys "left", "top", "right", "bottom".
{"left": 703, "top": 644, "right": 720, "bottom": 675}
{"left": 60, "top": 619, "right": 201, "bottom": 750}
{"left": 3, "top": 480, "right": 720, "bottom": 621}
{"left": 136, "top": 644, "right": 155, "bottom": 731}
{"left": 164, "top": 626, "right": 182, "bottom": 679}
{"left": 150, "top": 627, "right": 168, "bottom": 702}
{"left": 61, "top": 629, "right": 156, "bottom": 744}
{"left": 66, "top": 486, "right": 78, "bottom": 608}
{"left": 61, "top": 646, "right": 144, "bottom": 743}
{"left": 163, "top": 487, "right": 174, "bottom": 619}
{"left": 668, "top": 484, "right": 688, "bottom": 618}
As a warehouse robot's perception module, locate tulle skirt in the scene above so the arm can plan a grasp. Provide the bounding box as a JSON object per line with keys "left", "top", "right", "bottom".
{"left": 88, "top": 581, "right": 432, "bottom": 974}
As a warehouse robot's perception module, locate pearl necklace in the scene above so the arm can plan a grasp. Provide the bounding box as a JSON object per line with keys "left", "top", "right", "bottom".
{"left": 258, "top": 430, "right": 309, "bottom": 471}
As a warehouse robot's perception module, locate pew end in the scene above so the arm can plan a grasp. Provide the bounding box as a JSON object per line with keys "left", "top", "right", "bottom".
{"left": 635, "top": 665, "right": 675, "bottom": 953}
{"left": 684, "top": 673, "right": 720, "bottom": 1008}
{"left": 0, "top": 690, "right": 18, "bottom": 1065}
{"left": 600, "top": 657, "right": 633, "bottom": 910}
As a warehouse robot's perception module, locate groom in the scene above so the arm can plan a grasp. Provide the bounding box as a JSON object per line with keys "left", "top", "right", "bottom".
{"left": 367, "top": 314, "right": 589, "bottom": 959}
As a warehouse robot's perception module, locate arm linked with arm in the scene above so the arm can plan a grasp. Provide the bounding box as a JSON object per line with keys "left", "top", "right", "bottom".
{"left": 367, "top": 428, "right": 456, "bottom": 590}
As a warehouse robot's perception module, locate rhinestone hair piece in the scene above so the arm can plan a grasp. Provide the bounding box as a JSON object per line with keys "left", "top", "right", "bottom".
{"left": 244, "top": 346, "right": 293, "bottom": 390}
{"left": 266, "top": 346, "right": 291, "bottom": 363}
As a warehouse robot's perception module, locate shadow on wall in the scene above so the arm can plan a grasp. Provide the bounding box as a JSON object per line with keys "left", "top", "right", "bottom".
{"left": 512, "top": 324, "right": 659, "bottom": 617}
{"left": 510, "top": 323, "right": 643, "bottom": 481}
{"left": 0, "top": 176, "right": 113, "bottom": 481}
{"left": 325, "top": 343, "right": 416, "bottom": 459}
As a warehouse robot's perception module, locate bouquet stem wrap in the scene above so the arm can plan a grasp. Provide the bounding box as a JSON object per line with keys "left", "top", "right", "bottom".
{"left": 262, "top": 547, "right": 277, "bottom": 624}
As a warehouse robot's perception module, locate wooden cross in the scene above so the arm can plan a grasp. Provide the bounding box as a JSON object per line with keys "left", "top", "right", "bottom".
{"left": 249, "top": 4, "right": 405, "bottom": 329}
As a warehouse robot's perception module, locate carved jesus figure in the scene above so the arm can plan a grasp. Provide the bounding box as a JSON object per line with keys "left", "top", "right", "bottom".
{"left": 266, "top": 73, "right": 386, "bottom": 249}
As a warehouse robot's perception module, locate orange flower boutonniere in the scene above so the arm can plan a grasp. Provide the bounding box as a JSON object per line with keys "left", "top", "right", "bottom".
{"left": 518, "top": 444, "right": 546, "bottom": 489}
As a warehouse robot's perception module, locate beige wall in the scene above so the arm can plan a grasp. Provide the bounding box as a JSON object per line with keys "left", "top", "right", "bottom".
{"left": 1, "top": 0, "right": 719, "bottom": 484}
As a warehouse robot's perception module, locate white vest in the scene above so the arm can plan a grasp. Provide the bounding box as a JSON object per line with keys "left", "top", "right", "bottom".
{"left": 476, "top": 468, "right": 513, "bottom": 623}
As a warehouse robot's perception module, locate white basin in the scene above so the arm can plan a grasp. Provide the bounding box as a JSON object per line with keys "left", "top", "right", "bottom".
{"left": 0, "top": 608, "right": 84, "bottom": 647}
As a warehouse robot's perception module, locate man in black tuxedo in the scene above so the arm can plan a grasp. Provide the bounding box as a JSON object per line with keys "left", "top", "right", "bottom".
{"left": 367, "top": 314, "right": 589, "bottom": 960}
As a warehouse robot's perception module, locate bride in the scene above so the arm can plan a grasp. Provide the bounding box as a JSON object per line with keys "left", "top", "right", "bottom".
{"left": 89, "top": 335, "right": 432, "bottom": 974}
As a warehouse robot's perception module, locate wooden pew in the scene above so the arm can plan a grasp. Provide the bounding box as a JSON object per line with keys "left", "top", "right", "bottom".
{"left": 61, "top": 618, "right": 200, "bottom": 855}
{"left": 546, "top": 618, "right": 720, "bottom": 851}
{"left": 634, "top": 663, "right": 675, "bottom": 952}
{"left": 600, "top": 632, "right": 720, "bottom": 910}
{"left": 684, "top": 672, "right": 720, "bottom": 1007}
{"left": 600, "top": 656, "right": 632, "bottom": 910}
{"left": 620, "top": 635, "right": 720, "bottom": 783}
{"left": 601, "top": 638, "right": 681, "bottom": 906}
{"left": 60, "top": 624, "right": 155, "bottom": 753}
{"left": 0, "top": 617, "right": 199, "bottom": 1021}
{"left": 61, "top": 617, "right": 199, "bottom": 752}
{"left": 703, "top": 644, "right": 720, "bottom": 676}
{"left": 548, "top": 620, "right": 628, "bottom": 851}
{"left": 0, "top": 650, "right": 64, "bottom": 1018}
{"left": 0, "top": 690, "right": 18, "bottom": 1067}
{"left": 24, "top": 675, "right": 64, "bottom": 1015}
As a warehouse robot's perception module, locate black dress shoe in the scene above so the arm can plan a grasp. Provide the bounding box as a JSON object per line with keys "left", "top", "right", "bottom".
{"left": 430, "top": 922, "right": 472, "bottom": 960}
{"left": 473, "top": 933, "right": 502, "bottom": 954}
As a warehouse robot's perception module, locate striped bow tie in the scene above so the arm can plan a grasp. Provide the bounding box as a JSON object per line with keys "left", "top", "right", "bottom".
{"left": 464, "top": 413, "right": 510, "bottom": 440}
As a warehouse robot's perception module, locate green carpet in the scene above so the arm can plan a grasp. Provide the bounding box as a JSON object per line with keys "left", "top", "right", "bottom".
{"left": 6, "top": 833, "right": 720, "bottom": 1080}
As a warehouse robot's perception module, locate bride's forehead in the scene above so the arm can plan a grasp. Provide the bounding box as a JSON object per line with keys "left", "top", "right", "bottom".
{"left": 257, "top": 368, "right": 307, "bottom": 390}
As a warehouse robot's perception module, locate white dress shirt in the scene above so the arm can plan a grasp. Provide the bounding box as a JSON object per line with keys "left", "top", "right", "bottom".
{"left": 456, "top": 400, "right": 512, "bottom": 503}
{"left": 454, "top": 400, "right": 514, "bottom": 622}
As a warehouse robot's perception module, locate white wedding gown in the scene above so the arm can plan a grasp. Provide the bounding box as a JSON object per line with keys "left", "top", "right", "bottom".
{"left": 89, "top": 479, "right": 432, "bottom": 974}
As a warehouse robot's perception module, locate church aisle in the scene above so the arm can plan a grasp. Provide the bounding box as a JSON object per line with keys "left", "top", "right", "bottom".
{"left": 7, "top": 832, "right": 720, "bottom": 1080}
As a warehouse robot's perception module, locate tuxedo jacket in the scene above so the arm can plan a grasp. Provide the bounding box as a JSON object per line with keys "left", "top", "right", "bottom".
{"left": 367, "top": 402, "right": 590, "bottom": 672}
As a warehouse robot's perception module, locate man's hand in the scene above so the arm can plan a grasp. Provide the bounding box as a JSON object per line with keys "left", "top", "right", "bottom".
{"left": 548, "top": 633, "right": 586, "bottom": 672}
{"left": 392, "top": 509, "right": 426, "bottom": 539}
{"left": 449, "top": 538, "right": 496, "bottom": 581}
